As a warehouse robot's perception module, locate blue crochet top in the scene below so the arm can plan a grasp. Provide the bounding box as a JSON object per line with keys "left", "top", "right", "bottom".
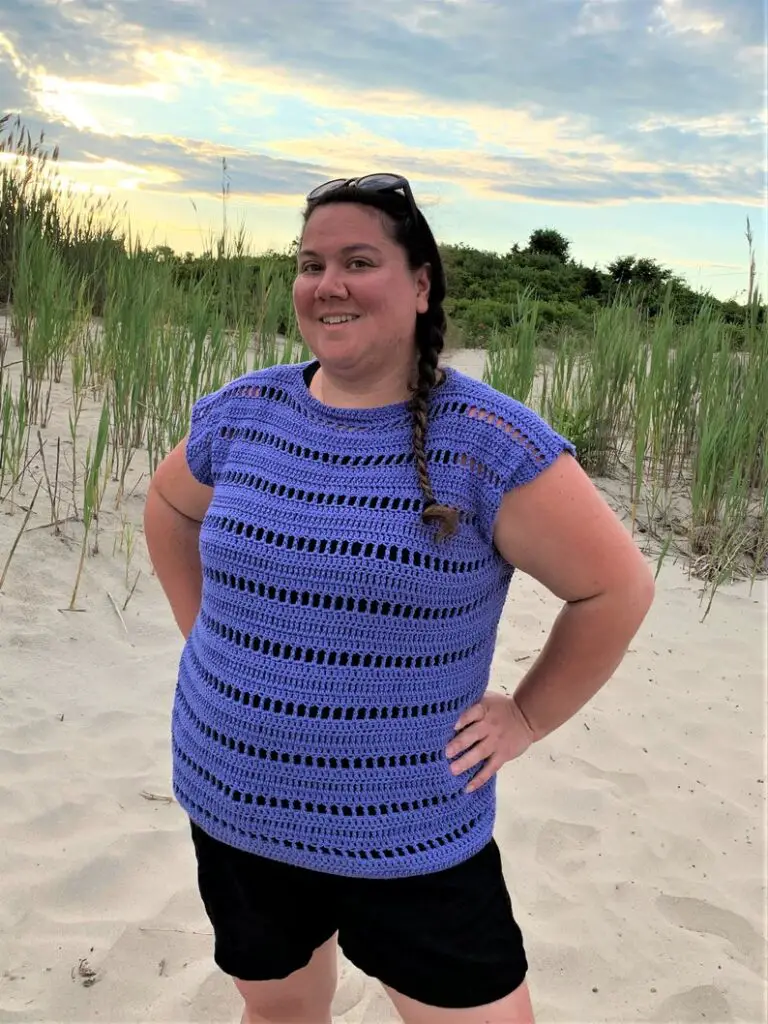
{"left": 172, "top": 360, "right": 575, "bottom": 878}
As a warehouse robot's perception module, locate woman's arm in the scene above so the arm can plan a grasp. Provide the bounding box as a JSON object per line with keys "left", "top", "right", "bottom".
{"left": 492, "top": 451, "right": 655, "bottom": 741}
{"left": 144, "top": 439, "right": 214, "bottom": 639}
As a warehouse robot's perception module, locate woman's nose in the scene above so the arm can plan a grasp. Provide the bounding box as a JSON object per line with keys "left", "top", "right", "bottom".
{"left": 314, "top": 268, "right": 349, "bottom": 299}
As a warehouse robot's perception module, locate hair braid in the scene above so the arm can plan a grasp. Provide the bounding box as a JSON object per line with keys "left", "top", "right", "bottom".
{"left": 300, "top": 185, "right": 461, "bottom": 541}
{"left": 410, "top": 313, "right": 460, "bottom": 541}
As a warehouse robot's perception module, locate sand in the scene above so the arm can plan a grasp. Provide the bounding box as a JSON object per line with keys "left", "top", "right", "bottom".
{"left": 0, "top": 344, "right": 766, "bottom": 1023}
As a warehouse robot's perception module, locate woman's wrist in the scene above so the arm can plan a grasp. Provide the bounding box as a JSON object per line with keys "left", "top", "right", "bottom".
{"left": 509, "top": 695, "right": 538, "bottom": 745}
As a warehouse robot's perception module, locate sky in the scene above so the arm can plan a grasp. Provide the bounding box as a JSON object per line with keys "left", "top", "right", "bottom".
{"left": 1, "top": 0, "right": 766, "bottom": 302}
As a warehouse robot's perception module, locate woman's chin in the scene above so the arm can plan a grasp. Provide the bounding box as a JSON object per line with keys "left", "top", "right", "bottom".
{"left": 308, "top": 335, "right": 367, "bottom": 366}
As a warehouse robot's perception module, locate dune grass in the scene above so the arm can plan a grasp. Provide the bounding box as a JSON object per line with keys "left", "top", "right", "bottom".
{"left": 0, "top": 126, "right": 764, "bottom": 615}
{"left": 484, "top": 264, "right": 767, "bottom": 613}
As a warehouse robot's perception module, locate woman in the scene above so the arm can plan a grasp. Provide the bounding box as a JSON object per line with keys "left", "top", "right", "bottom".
{"left": 144, "top": 174, "right": 655, "bottom": 1024}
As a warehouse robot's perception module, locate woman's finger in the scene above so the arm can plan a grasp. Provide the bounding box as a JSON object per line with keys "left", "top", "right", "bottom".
{"left": 449, "top": 737, "right": 495, "bottom": 777}
{"left": 445, "top": 722, "right": 488, "bottom": 760}
{"left": 465, "top": 754, "right": 503, "bottom": 793}
{"left": 453, "top": 702, "right": 486, "bottom": 734}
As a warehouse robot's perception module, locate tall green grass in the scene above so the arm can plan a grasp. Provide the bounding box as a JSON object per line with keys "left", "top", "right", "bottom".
{"left": 0, "top": 117, "right": 764, "bottom": 614}
{"left": 1, "top": 114, "right": 124, "bottom": 312}
{"left": 485, "top": 269, "right": 767, "bottom": 615}
{"left": 11, "top": 220, "right": 89, "bottom": 427}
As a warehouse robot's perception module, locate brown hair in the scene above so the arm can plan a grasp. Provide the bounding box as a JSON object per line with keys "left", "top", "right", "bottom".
{"left": 300, "top": 187, "right": 460, "bottom": 541}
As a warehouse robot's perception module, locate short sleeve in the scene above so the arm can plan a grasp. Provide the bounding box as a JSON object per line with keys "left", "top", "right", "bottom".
{"left": 499, "top": 403, "right": 577, "bottom": 491}
{"left": 469, "top": 397, "right": 577, "bottom": 541}
{"left": 185, "top": 389, "right": 223, "bottom": 487}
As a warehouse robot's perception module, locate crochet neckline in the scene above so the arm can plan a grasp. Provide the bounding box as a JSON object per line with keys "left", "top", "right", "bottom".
{"left": 293, "top": 360, "right": 455, "bottom": 425}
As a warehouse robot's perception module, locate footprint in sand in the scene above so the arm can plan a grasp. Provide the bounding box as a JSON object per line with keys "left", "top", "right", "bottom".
{"left": 651, "top": 984, "right": 732, "bottom": 1022}
{"left": 570, "top": 756, "right": 649, "bottom": 797}
{"left": 656, "top": 894, "right": 764, "bottom": 977}
{"left": 535, "top": 820, "right": 599, "bottom": 875}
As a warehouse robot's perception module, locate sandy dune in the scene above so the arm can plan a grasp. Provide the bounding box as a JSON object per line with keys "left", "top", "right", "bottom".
{"left": 0, "top": 347, "right": 765, "bottom": 1023}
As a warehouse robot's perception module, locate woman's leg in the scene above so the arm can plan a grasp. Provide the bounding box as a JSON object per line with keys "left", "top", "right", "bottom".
{"left": 385, "top": 978, "right": 534, "bottom": 1024}
{"left": 338, "top": 839, "right": 531, "bottom": 1024}
{"left": 233, "top": 933, "right": 339, "bottom": 1024}
{"left": 188, "top": 821, "right": 339, "bottom": 1024}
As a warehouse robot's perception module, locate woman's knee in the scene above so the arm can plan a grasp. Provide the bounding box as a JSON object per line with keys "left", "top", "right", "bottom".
{"left": 385, "top": 977, "right": 535, "bottom": 1024}
{"left": 236, "top": 986, "right": 333, "bottom": 1024}
{"left": 234, "top": 934, "right": 338, "bottom": 1024}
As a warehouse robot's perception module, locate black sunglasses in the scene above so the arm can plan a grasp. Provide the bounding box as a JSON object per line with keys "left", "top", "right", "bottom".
{"left": 306, "top": 173, "right": 420, "bottom": 223}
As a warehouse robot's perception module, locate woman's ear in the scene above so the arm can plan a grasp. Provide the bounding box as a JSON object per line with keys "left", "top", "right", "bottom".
{"left": 415, "top": 263, "right": 431, "bottom": 314}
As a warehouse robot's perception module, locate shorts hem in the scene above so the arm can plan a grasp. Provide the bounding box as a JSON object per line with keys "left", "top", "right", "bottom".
{"left": 361, "top": 962, "right": 529, "bottom": 1010}
{"left": 212, "top": 947, "right": 318, "bottom": 983}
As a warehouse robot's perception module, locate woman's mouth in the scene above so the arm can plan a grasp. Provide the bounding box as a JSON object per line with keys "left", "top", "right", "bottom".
{"left": 319, "top": 314, "right": 360, "bottom": 327}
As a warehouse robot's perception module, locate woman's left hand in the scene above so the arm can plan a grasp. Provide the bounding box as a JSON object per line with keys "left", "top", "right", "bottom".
{"left": 446, "top": 693, "right": 536, "bottom": 793}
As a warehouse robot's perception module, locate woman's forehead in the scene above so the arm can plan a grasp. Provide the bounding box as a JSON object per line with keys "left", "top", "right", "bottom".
{"left": 302, "top": 203, "right": 393, "bottom": 249}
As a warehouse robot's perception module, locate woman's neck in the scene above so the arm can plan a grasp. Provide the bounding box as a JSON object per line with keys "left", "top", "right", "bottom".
{"left": 309, "top": 360, "right": 417, "bottom": 409}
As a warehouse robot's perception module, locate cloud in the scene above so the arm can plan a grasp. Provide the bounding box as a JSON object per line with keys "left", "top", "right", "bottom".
{"left": 0, "top": 117, "right": 334, "bottom": 201}
{"left": 0, "top": 0, "right": 763, "bottom": 215}
{"left": 3, "top": 1, "right": 761, "bottom": 119}
{"left": 184, "top": 0, "right": 757, "bottom": 133}
{"left": 0, "top": 32, "right": 35, "bottom": 116}
{"left": 1, "top": 0, "right": 141, "bottom": 83}
{"left": 6, "top": 104, "right": 759, "bottom": 216}
{"left": 269, "top": 122, "right": 762, "bottom": 208}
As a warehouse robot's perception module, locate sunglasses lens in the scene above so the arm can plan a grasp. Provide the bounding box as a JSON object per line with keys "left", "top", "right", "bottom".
{"left": 307, "top": 178, "right": 348, "bottom": 201}
{"left": 355, "top": 173, "right": 405, "bottom": 191}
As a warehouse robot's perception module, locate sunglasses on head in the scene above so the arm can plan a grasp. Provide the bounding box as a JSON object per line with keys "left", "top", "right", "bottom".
{"left": 306, "top": 173, "right": 419, "bottom": 223}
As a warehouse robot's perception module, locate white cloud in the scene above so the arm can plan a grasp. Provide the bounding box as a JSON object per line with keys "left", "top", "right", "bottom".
{"left": 652, "top": 0, "right": 726, "bottom": 36}
{"left": 575, "top": 0, "right": 628, "bottom": 36}
{"left": 637, "top": 112, "right": 767, "bottom": 136}
{"left": 0, "top": 0, "right": 761, "bottom": 213}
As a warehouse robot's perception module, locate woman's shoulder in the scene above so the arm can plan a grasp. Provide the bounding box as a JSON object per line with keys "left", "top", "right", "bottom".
{"left": 437, "top": 368, "right": 576, "bottom": 535}
{"left": 438, "top": 366, "right": 576, "bottom": 480}
{"left": 439, "top": 366, "right": 560, "bottom": 436}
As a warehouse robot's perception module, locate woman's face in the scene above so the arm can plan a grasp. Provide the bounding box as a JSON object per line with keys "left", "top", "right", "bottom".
{"left": 293, "top": 203, "right": 431, "bottom": 379}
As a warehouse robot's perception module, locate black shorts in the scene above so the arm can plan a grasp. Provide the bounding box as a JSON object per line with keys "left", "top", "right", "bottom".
{"left": 189, "top": 819, "right": 528, "bottom": 1009}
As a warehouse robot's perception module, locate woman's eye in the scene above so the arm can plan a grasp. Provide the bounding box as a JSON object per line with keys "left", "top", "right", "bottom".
{"left": 300, "top": 259, "right": 371, "bottom": 273}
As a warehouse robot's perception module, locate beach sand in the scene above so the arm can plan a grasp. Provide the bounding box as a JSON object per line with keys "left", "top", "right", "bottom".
{"left": 0, "top": 347, "right": 765, "bottom": 1023}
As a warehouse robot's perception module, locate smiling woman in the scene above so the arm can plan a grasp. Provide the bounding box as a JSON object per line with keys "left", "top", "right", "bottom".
{"left": 294, "top": 215, "right": 432, "bottom": 400}
{"left": 144, "top": 172, "right": 655, "bottom": 1024}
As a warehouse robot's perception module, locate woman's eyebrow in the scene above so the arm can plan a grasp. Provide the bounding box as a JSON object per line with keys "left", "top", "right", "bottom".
{"left": 298, "top": 244, "right": 383, "bottom": 258}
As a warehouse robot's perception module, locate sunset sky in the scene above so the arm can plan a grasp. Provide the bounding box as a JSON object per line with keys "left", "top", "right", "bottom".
{"left": 1, "top": 0, "right": 764, "bottom": 301}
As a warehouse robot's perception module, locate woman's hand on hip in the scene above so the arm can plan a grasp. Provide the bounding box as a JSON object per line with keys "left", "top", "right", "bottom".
{"left": 446, "top": 693, "right": 536, "bottom": 793}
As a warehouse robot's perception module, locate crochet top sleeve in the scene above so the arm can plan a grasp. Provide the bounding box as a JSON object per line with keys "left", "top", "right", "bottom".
{"left": 453, "top": 388, "right": 577, "bottom": 543}
{"left": 185, "top": 385, "right": 227, "bottom": 488}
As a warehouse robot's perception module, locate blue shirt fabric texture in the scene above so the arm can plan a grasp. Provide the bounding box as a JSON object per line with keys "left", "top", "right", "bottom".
{"left": 172, "top": 360, "right": 576, "bottom": 879}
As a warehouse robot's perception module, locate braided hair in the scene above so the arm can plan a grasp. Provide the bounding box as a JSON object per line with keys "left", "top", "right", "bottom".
{"left": 301, "top": 188, "right": 460, "bottom": 541}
